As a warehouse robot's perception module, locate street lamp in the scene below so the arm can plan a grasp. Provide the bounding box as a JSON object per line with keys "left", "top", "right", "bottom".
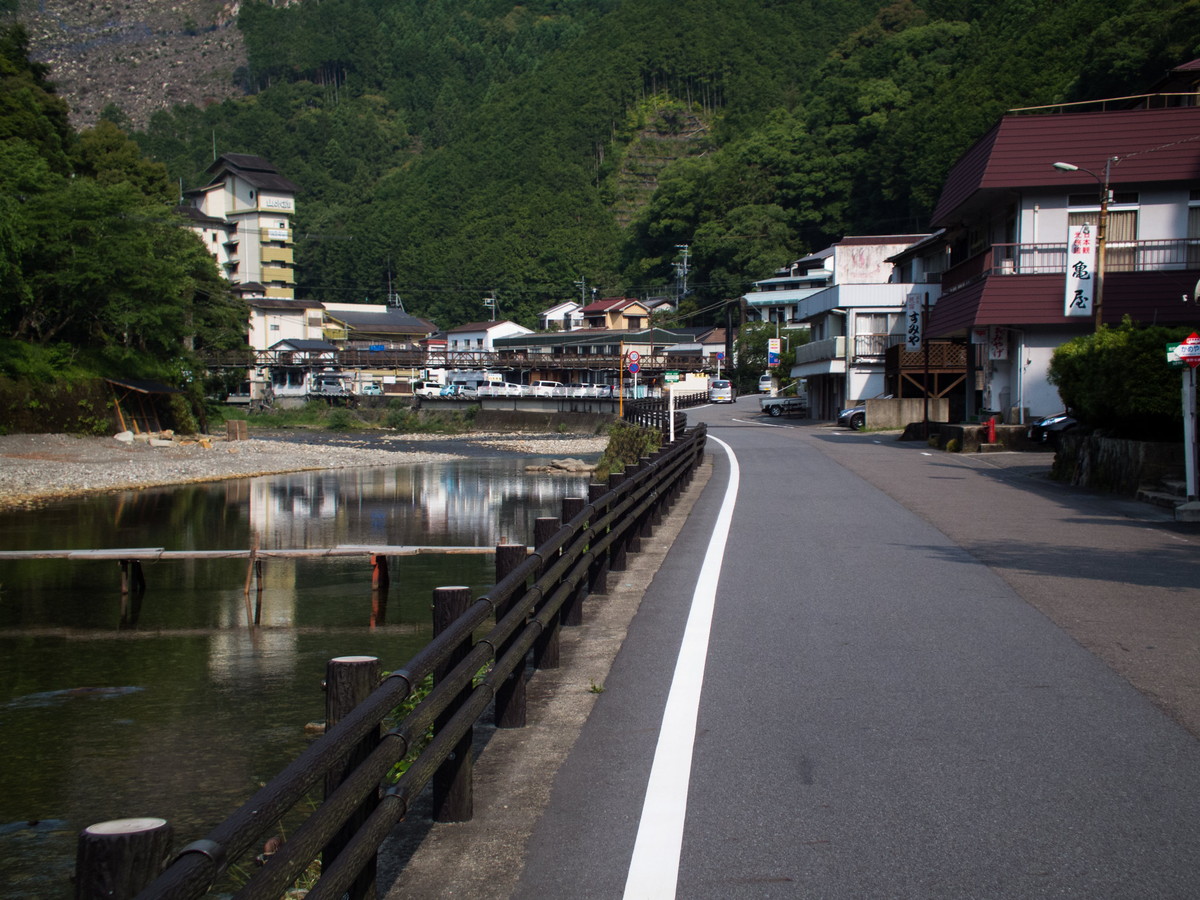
{"left": 1052, "top": 157, "right": 1116, "bottom": 331}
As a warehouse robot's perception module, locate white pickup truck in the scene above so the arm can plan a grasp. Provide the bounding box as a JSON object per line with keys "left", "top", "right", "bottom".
{"left": 759, "top": 393, "right": 809, "bottom": 418}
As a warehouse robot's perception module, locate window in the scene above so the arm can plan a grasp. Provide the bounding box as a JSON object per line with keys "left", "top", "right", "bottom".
{"left": 1189, "top": 202, "right": 1200, "bottom": 268}
{"left": 1069, "top": 193, "right": 1138, "bottom": 272}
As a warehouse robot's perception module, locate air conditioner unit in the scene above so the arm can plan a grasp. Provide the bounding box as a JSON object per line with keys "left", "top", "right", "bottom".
{"left": 999, "top": 258, "right": 1015, "bottom": 274}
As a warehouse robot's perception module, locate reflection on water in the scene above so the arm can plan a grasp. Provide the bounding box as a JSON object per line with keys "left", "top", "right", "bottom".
{"left": 0, "top": 457, "right": 593, "bottom": 899}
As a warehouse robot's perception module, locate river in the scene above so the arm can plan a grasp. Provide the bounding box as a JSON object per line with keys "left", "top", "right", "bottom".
{"left": 0, "top": 456, "right": 595, "bottom": 899}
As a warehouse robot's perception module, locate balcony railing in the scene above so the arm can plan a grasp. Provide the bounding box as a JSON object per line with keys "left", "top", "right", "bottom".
{"left": 943, "top": 239, "right": 1200, "bottom": 292}
{"left": 794, "top": 336, "right": 845, "bottom": 365}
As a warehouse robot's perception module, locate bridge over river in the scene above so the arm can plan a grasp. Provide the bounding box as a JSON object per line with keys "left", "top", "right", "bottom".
{"left": 386, "top": 395, "right": 1200, "bottom": 899}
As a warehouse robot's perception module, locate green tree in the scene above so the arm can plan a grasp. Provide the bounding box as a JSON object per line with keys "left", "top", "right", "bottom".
{"left": 1048, "top": 319, "right": 1193, "bottom": 440}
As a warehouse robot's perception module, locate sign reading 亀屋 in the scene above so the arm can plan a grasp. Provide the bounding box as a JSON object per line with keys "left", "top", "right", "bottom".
{"left": 1065, "top": 223, "right": 1096, "bottom": 317}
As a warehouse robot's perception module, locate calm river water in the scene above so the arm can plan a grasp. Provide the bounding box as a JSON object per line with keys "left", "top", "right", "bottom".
{"left": 0, "top": 456, "right": 594, "bottom": 899}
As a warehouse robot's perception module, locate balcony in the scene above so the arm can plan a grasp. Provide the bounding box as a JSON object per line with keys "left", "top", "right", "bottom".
{"left": 261, "top": 246, "right": 294, "bottom": 265}
{"left": 795, "top": 336, "right": 845, "bottom": 365}
{"left": 943, "top": 239, "right": 1200, "bottom": 293}
{"left": 262, "top": 265, "right": 294, "bottom": 284}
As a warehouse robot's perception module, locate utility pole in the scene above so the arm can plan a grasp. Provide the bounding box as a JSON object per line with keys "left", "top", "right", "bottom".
{"left": 575, "top": 277, "right": 587, "bottom": 305}
{"left": 675, "top": 244, "right": 690, "bottom": 301}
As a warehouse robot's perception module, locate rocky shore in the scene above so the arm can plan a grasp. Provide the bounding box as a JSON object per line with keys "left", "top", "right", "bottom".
{"left": 0, "top": 431, "right": 609, "bottom": 510}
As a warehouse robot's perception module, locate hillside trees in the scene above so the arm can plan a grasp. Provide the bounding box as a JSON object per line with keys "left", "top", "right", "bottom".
{"left": 118, "top": 0, "right": 1200, "bottom": 333}
{"left": 0, "top": 25, "right": 243, "bottom": 374}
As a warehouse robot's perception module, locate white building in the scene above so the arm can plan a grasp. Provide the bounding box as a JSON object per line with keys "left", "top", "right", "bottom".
{"left": 538, "top": 302, "right": 585, "bottom": 332}
{"left": 785, "top": 235, "right": 934, "bottom": 419}
{"left": 179, "top": 154, "right": 298, "bottom": 299}
{"left": 445, "top": 320, "right": 534, "bottom": 357}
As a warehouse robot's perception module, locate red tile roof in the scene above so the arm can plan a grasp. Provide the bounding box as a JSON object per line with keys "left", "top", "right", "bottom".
{"left": 931, "top": 105, "right": 1200, "bottom": 225}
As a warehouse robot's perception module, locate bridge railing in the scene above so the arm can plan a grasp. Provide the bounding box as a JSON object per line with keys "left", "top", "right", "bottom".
{"left": 79, "top": 424, "right": 708, "bottom": 900}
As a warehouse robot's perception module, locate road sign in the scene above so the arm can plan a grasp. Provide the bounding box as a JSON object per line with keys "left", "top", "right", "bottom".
{"left": 627, "top": 350, "right": 640, "bottom": 363}
{"left": 628, "top": 361, "right": 639, "bottom": 374}
{"left": 664, "top": 371, "right": 680, "bottom": 383}
{"left": 1172, "top": 333, "right": 1200, "bottom": 369}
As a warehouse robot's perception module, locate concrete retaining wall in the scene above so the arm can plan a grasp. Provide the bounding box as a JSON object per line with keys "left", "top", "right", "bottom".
{"left": 866, "top": 398, "right": 949, "bottom": 429}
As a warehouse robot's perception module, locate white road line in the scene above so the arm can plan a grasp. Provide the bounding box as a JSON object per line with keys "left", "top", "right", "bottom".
{"left": 623, "top": 435, "right": 740, "bottom": 900}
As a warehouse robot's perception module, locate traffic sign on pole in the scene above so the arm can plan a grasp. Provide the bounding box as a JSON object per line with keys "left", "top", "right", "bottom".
{"left": 1175, "top": 333, "right": 1200, "bottom": 368}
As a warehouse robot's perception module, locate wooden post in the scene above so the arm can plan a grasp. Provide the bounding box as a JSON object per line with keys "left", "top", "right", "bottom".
{"left": 494, "top": 543, "right": 529, "bottom": 729}
{"left": 560, "top": 497, "right": 586, "bottom": 627}
{"left": 607, "top": 472, "right": 628, "bottom": 572}
{"left": 370, "top": 554, "right": 390, "bottom": 590}
{"left": 587, "top": 483, "right": 610, "bottom": 594}
{"left": 118, "top": 560, "right": 146, "bottom": 596}
{"left": 324, "top": 656, "right": 381, "bottom": 900}
{"left": 75, "top": 817, "right": 173, "bottom": 900}
{"left": 532, "top": 518, "right": 560, "bottom": 669}
{"left": 432, "top": 586, "right": 474, "bottom": 822}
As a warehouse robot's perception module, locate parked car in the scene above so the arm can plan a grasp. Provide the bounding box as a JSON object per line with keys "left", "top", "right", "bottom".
{"left": 530, "top": 380, "right": 565, "bottom": 397}
{"left": 439, "top": 384, "right": 478, "bottom": 399}
{"left": 758, "top": 373, "right": 776, "bottom": 393}
{"left": 309, "top": 374, "right": 347, "bottom": 396}
{"left": 412, "top": 381, "right": 443, "bottom": 398}
{"left": 709, "top": 379, "right": 735, "bottom": 403}
{"left": 837, "top": 404, "right": 866, "bottom": 430}
{"left": 359, "top": 382, "right": 384, "bottom": 396}
{"left": 1027, "top": 411, "right": 1077, "bottom": 444}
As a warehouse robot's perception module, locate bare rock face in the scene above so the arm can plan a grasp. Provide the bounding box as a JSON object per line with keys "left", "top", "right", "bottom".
{"left": 12, "top": 0, "right": 249, "bottom": 130}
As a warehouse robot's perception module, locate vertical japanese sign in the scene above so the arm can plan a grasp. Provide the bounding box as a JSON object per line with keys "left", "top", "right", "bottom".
{"left": 988, "top": 326, "right": 1008, "bottom": 361}
{"left": 1065, "top": 223, "right": 1096, "bottom": 317}
{"left": 768, "top": 338, "right": 781, "bottom": 366}
{"left": 905, "top": 292, "right": 923, "bottom": 351}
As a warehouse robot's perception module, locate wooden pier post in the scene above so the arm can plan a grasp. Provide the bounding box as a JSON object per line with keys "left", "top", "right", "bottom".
{"left": 75, "top": 817, "right": 173, "bottom": 900}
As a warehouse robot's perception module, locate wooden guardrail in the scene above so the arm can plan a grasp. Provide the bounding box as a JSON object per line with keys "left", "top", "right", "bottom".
{"left": 74, "top": 424, "right": 708, "bottom": 900}
{"left": 623, "top": 389, "right": 707, "bottom": 433}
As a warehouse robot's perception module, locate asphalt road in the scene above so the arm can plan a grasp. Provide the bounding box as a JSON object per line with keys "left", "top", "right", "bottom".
{"left": 512, "top": 396, "right": 1200, "bottom": 899}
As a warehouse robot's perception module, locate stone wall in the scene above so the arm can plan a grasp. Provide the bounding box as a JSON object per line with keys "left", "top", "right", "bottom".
{"left": 1052, "top": 431, "right": 1184, "bottom": 495}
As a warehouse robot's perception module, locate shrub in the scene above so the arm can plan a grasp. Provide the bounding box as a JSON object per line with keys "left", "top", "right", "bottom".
{"left": 1048, "top": 318, "right": 1191, "bottom": 440}
{"left": 594, "top": 421, "right": 662, "bottom": 481}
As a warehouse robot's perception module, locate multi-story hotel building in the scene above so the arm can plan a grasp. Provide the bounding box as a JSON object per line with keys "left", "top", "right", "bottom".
{"left": 178, "top": 153, "right": 298, "bottom": 299}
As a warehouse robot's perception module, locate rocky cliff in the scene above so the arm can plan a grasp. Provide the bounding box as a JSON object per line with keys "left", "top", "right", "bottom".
{"left": 11, "top": 0, "right": 247, "bottom": 130}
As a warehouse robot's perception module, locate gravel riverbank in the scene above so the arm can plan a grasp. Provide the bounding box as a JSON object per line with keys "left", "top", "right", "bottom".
{"left": 0, "top": 430, "right": 609, "bottom": 510}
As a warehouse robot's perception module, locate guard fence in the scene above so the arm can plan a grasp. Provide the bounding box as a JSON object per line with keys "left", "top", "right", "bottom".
{"left": 74, "top": 423, "right": 709, "bottom": 900}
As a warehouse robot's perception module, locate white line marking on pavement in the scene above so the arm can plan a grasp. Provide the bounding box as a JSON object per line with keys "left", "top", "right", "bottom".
{"left": 623, "top": 435, "right": 740, "bottom": 900}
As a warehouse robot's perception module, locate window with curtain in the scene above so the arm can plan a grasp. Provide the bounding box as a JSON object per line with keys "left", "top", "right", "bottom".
{"left": 1069, "top": 196, "right": 1138, "bottom": 272}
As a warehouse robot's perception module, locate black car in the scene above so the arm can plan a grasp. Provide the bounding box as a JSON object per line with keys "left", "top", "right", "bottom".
{"left": 1027, "top": 411, "right": 1077, "bottom": 444}
{"left": 837, "top": 404, "right": 866, "bottom": 430}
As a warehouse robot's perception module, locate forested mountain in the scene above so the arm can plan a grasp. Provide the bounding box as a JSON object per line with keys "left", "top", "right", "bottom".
{"left": 9, "top": 0, "right": 1200, "bottom": 336}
